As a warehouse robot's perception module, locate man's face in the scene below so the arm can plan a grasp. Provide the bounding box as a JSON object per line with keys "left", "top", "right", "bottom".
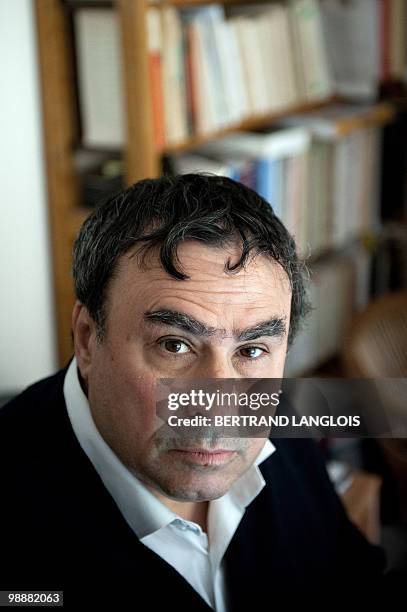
{"left": 74, "top": 241, "right": 292, "bottom": 502}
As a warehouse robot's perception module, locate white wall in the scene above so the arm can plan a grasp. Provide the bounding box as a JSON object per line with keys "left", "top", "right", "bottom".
{"left": 0, "top": 0, "right": 57, "bottom": 394}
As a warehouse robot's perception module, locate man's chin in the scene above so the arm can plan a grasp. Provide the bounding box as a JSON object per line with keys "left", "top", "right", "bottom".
{"left": 154, "top": 475, "right": 233, "bottom": 503}
{"left": 161, "top": 487, "right": 229, "bottom": 503}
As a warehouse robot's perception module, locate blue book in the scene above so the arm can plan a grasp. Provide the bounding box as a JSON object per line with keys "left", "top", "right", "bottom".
{"left": 256, "top": 158, "right": 283, "bottom": 219}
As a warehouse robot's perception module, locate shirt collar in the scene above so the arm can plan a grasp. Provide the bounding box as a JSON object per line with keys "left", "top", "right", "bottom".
{"left": 63, "top": 356, "right": 275, "bottom": 540}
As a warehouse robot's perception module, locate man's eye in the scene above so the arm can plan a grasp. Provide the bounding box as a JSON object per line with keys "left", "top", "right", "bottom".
{"left": 161, "top": 339, "right": 191, "bottom": 354}
{"left": 239, "top": 346, "right": 265, "bottom": 359}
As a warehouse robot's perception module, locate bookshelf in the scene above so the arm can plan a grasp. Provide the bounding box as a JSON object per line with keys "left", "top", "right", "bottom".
{"left": 35, "top": 0, "right": 397, "bottom": 366}
{"left": 161, "top": 97, "right": 336, "bottom": 155}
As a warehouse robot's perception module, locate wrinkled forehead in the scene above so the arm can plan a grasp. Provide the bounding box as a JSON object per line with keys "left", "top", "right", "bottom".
{"left": 105, "top": 241, "right": 292, "bottom": 324}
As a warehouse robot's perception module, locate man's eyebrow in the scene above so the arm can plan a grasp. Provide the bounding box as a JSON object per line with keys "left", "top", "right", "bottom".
{"left": 236, "top": 318, "right": 286, "bottom": 341}
{"left": 143, "top": 310, "right": 286, "bottom": 341}
{"left": 144, "top": 310, "right": 216, "bottom": 336}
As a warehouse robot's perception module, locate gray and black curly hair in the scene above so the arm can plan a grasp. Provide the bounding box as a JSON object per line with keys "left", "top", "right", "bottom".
{"left": 72, "top": 173, "right": 311, "bottom": 347}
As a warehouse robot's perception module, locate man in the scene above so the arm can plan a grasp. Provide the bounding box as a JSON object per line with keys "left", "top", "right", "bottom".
{"left": 0, "top": 175, "right": 386, "bottom": 608}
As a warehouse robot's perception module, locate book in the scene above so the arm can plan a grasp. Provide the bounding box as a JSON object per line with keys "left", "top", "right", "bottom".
{"left": 285, "top": 254, "right": 358, "bottom": 375}
{"left": 172, "top": 127, "right": 310, "bottom": 224}
{"left": 320, "top": 0, "right": 381, "bottom": 101}
{"left": 274, "top": 4, "right": 301, "bottom": 106}
{"left": 74, "top": 2, "right": 339, "bottom": 148}
{"left": 226, "top": 2, "right": 307, "bottom": 111}
{"left": 389, "top": 0, "right": 407, "bottom": 79}
{"left": 306, "top": 139, "right": 331, "bottom": 253}
{"left": 380, "top": 0, "right": 391, "bottom": 82}
{"left": 161, "top": 7, "right": 189, "bottom": 144}
{"left": 256, "top": 6, "right": 297, "bottom": 111}
{"left": 168, "top": 103, "right": 387, "bottom": 259}
{"left": 212, "top": 18, "right": 248, "bottom": 124}
{"left": 186, "top": 18, "right": 213, "bottom": 135}
{"left": 289, "top": 0, "right": 333, "bottom": 102}
{"left": 203, "top": 6, "right": 233, "bottom": 128}
{"left": 320, "top": 0, "right": 407, "bottom": 96}
{"left": 169, "top": 153, "right": 233, "bottom": 178}
{"left": 229, "top": 16, "right": 270, "bottom": 116}
{"left": 280, "top": 104, "right": 387, "bottom": 246}
{"left": 169, "top": 152, "right": 259, "bottom": 192}
{"left": 195, "top": 128, "right": 311, "bottom": 160}
{"left": 182, "top": 6, "right": 234, "bottom": 133}
{"left": 74, "top": 9, "right": 125, "bottom": 148}
{"left": 147, "top": 8, "right": 165, "bottom": 151}
{"left": 254, "top": 10, "right": 285, "bottom": 112}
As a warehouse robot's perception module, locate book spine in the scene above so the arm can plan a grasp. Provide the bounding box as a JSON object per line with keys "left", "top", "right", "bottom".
{"left": 147, "top": 9, "right": 165, "bottom": 151}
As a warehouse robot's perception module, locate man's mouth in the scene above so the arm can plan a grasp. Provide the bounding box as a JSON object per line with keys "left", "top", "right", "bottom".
{"left": 169, "top": 448, "right": 237, "bottom": 466}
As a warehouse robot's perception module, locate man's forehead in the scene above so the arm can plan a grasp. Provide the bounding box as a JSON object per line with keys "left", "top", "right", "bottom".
{"left": 104, "top": 249, "right": 290, "bottom": 329}
{"left": 115, "top": 262, "right": 291, "bottom": 315}
{"left": 107, "top": 247, "right": 292, "bottom": 335}
{"left": 121, "top": 241, "right": 291, "bottom": 289}
{"left": 100, "top": 245, "right": 289, "bottom": 327}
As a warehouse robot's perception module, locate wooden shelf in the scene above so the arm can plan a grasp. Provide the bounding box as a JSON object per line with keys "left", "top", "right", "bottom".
{"left": 162, "top": 97, "right": 336, "bottom": 155}
{"left": 148, "top": 0, "right": 273, "bottom": 6}
{"left": 65, "top": 1, "right": 273, "bottom": 9}
{"left": 323, "top": 103, "right": 395, "bottom": 137}
{"left": 65, "top": 1, "right": 114, "bottom": 8}
{"left": 76, "top": 99, "right": 395, "bottom": 159}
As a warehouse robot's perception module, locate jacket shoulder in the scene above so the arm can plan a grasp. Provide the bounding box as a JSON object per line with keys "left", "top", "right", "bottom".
{"left": 0, "top": 359, "right": 73, "bottom": 451}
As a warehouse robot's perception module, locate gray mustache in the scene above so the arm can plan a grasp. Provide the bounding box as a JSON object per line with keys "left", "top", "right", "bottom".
{"left": 154, "top": 428, "right": 246, "bottom": 452}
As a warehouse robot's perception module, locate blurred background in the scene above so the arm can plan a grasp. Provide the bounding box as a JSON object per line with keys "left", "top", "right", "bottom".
{"left": 1, "top": 0, "right": 407, "bottom": 572}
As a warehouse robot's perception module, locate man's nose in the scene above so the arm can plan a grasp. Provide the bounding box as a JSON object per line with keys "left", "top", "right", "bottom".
{"left": 195, "top": 355, "right": 238, "bottom": 379}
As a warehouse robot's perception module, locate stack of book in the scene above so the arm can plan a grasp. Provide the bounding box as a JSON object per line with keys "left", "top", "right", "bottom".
{"left": 284, "top": 244, "right": 372, "bottom": 375}
{"left": 152, "top": 0, "right": 333, "bottom": 147}
{"left": 74, "top": 1, "right": 333, "bottom": 149}
{"left": 73, "top": 1, "right": 406, "bottom": 150}
{"left": 170, "top": 104, "right": 388, "bottom": 258}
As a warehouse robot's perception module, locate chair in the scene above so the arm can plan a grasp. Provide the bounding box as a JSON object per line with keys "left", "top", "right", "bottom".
{"left": 342, "top": 291, "right": 407, "bottom": 378}
{"left": 342, "top": 290, "right": 407, "bottom": 526}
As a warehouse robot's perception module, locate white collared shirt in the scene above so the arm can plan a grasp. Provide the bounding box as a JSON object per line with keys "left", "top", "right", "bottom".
{"left": 63, "top": 357, "right": 275, "bottom": 611}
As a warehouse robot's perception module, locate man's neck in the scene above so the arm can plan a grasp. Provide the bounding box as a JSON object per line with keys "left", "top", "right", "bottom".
{"left": 77, "top": 366, "right": 89, "bottom": 397}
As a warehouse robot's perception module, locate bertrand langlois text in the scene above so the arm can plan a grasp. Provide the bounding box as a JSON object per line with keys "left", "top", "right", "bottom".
{"left": 166, "top": 414, "right": 361, "bottom": 428}
{"left": 161, "top": 389, "right": 361, "bottom": 429}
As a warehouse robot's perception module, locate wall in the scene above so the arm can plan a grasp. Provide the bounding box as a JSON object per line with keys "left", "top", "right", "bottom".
{"left": 0, "top": 0, "right": 57, "bottom": 395}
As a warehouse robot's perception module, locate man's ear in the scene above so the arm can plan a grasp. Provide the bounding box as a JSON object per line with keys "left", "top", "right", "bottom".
{"left": 71, "top": 301, "right": 97, "bottom": 382}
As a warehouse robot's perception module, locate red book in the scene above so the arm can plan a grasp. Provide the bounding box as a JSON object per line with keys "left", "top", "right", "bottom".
{"left": 147, "top": 9, "right": 165, "bottom": 151}
{"left": 184, "top": 25, "right": 195, "bottom": 135}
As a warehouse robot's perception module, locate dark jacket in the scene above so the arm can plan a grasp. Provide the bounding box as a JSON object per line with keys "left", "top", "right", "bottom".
{"left": 0, "top": 362, "right": 389, "bottom": 609}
